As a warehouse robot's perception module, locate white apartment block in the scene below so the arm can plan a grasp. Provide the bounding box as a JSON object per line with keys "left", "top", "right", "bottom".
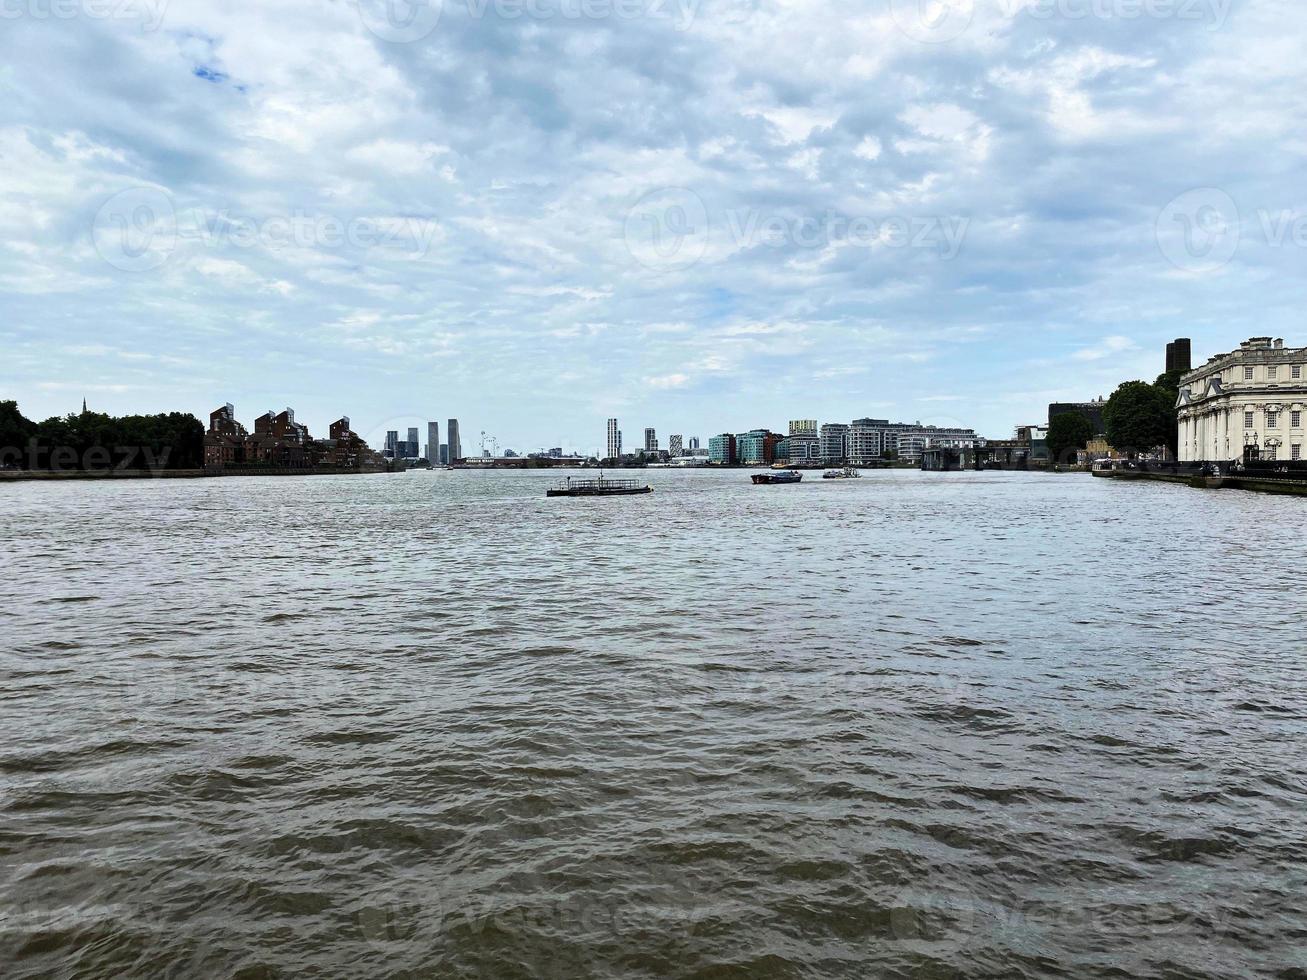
{"left": 606, "top": 418, "right": 621, "bottom": 459}
{"left": 849, "top": 418, "right": 885, "bottom": 465}
{"left": 1177, "top": 337, "right": 1307, "bottom": 463}
{"left": 788, "top": 434, "right": 820, "bottom": 462}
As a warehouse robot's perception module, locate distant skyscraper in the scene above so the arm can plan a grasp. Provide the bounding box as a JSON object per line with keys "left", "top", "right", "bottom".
{"left": 644, "top": 427, "right": 657, "bottom": 452}
{"left": 1166, "top": 338, "right": 1193, "bottom": 374}
{"left": 607, "top": 418, "right": 621, "bottom": 460}
{"left": 384, "top": 430, "right": 398, "bottom": 458}
{"left": 439, "top": 444, "right": 448, "bottom": 464}
{"left": 688, "top": 436, "right": 700, "bottom": 451}
{"left": 447, "top": 419, "right": 461, "bottom": 461}
{"left": 427, "top": 421, "right": 439, "bottom": 464}
{"left": 669, "top": 434, "right": 683, "bottom": 457}
{"left": 406, "top": 427, "right": 419, "bottom": 459}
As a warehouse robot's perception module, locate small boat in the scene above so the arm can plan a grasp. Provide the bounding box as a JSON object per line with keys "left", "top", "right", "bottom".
{"left": 822, "top": 467, "right": 861, "bottom": 479}
{"left": 546, "top": 475, "right": 652, "bottom": 497}
{"left": 752, "top": 470, "right": 802, "bottom": 485}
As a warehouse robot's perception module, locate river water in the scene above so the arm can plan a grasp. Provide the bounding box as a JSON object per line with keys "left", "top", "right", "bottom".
{"left": 2, "top": 468, "right": 1305, "bottom": 978}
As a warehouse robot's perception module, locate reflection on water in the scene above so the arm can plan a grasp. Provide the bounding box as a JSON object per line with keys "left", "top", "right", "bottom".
{"left": 2, "top": 469, "right": 1306, "bottom": 978}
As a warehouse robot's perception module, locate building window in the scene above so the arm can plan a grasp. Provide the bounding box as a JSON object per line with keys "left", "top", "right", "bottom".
{"left": 1294, "top": 445, "right": 1303, "bottom": 461}
{"left": 1244, "top": 366, "right": 1255, "bottom": 380}
{"left": 1267, "top": 446, "right": 1278, "bottom": 460}
{"left": 1244, "top": 411, "right": 1255, "bottom": 429}
{"left": 1269, "top": 365, "right": 1278, "bottom": 380}
{"left": 1268, "top": 411, "right": 1279, "bottom": 428}
{"left": 1294, "top": 365, "right": 1303, "bottom": 379}
{"left": 1294, "top": 411, "right": 1302, "bottom": 429}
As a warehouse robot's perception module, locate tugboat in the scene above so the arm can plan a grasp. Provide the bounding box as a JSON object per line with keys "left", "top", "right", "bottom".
{"left": 546, "top": 475, "right": 652, "bottom": 497}
{"left": 752, "top": 470, "right": 803, "bottom": 485}
{"left": 822, "top": 467, "right": 861, "bottom": 479}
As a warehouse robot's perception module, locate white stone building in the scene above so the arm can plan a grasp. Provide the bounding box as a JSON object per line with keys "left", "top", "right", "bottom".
{"left": 1177, "top": 337, "right": 1307, "bottom": 463}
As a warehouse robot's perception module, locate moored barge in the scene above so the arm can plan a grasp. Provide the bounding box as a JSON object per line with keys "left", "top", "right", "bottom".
{"left": 546, "top": 476, "right": 652, "bottom": 497}
{"left": 752, "top": 470, "right": 803, "bottom": 485}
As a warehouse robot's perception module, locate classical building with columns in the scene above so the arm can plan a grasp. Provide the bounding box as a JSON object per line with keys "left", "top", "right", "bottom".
{"left": 1177, "top": 337, "right": 1307, "bottom": 463}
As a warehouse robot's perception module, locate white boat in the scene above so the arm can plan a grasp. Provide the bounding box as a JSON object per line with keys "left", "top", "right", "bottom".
{"left": 822, "top": 467, "right": 861, "bottom": 479}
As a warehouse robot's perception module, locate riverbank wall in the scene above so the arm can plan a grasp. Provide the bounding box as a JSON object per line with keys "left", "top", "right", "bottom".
{"left": 1092, "top": 469, "right": 1307, "bottom": 496}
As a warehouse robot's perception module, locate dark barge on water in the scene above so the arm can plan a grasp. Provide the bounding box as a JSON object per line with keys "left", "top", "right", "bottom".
{"left": 546, "top": 476, "right": 653, "bottom": 497}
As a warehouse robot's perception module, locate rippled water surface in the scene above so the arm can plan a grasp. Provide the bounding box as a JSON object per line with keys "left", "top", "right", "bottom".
{"left": 3, "top": 468, "right": 1307, "bottom": 978}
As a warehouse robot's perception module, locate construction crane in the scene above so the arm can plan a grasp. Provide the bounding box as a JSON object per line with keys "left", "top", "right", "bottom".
{"left": 479, "top": 430, "right": 500, "bottom": 458}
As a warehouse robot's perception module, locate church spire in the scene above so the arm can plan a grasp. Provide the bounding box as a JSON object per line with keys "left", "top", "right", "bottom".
{"left": 82, "top": 398, "right": 88, "bottom": 415}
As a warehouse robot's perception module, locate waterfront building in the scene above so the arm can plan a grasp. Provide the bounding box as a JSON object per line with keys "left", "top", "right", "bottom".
{"left": 820, "top": 423, "right": 850, "bottom": 463}
{"left": 1166, "top": 338, "right": 1193, "bottom": 375}
{"left": 849, "top": 418, "right": 889, "bottom": 465}
{"left": 204, "top": 403, "right": 249, "bottom": 467}
{"left": 736, "top": 429, "right": 780, "bottom": 465}
{"left": 669, "top": 434, "right": 683, "bottom": 458}
{"left": 789, "top": 420, "right": 818, "bottom": 438}
{"left": 881, "top": 422, "right": 979, "bottom": 463}
{"left": 439, "top": 444, "right": 448, "bottom": 465}
{"left": 787, "top": 434, "right": 820, "bottom": 464}
{"left": 709, "top": 433, "right": 736, "bottom": 465}
{"left": 774, "top": 438, "right": 790, "bottom": 463}
{"left": 607, "top": 419, "right": 621, "bottom": 460}
{"left": 384, "top": 430, "right": 398, "bottom": 458}
{"left": 644, "top": 428, "right": 657, "bottom": 452}
{"left": 1047, "top": 398, "right": 1108, "bottom": 437}
{"left": 1177, "top": 336, "right": 1307, "bottom": 463}
{"left": 404, "top": 427, "right": 419, "bottom": 459}
{"left": 205, "top": 405, "right": 384, "bottom": 472}
{"left": 448, "top": 419, "right": 462, "bottom": 462}
{"left": 688, "top": 436, "right": 700, "bottom": 451}
{"left": 427, "top": 422, "right": 439, "bottom": 465}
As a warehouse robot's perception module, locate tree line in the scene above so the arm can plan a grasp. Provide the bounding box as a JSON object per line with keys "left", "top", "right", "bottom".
{"left": 1046, "top": 370, "right": 1183, "bottom": 463}
{"left": 0, "top": 400, "right": 204, "bottom": 471}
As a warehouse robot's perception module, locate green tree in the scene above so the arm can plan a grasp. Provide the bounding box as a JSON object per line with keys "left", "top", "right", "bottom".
{"left": 0, "top": 400, "right": 36, "bottom": 459}
{"left": 1047, "top": 411, "right": 1094, "bottom": 464}
{"left": 1104, "top": 380, "right": 1174, "bottom": 457}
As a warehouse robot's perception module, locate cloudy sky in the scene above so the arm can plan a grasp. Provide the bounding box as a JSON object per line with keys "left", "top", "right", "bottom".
{"left": 1, "top": 0, "right": 1304, "bottom": 454}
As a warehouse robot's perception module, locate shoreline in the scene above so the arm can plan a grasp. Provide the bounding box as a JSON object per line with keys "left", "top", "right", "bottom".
{"left": 1092, "top": 468, "right": 1307, "bottom": 497}
{"left": 0, "top": 468, "right": 391, "bottom": 482}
